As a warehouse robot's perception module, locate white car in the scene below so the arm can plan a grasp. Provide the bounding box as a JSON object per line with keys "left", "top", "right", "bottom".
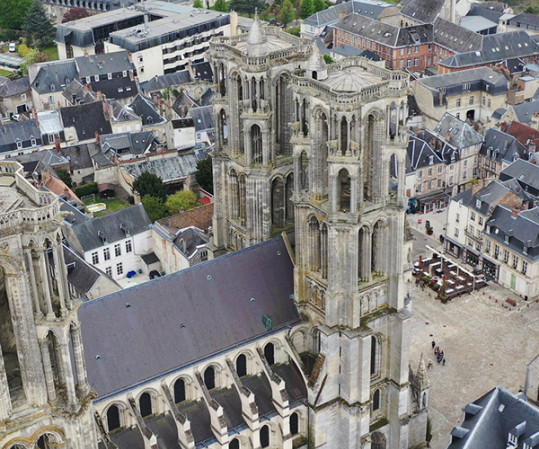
{"left": 8, "top": 43, "right": 16, "bottom": 52}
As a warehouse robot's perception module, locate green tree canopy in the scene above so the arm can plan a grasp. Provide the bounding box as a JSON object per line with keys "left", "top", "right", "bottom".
{"left": 193, "top": 0, "right": 204, "bottom": 7}
{"left": 300, "top": 0, "right": 314, "bottom": 19}
{"left": 0, "top": 0, "right": 32, "bottom": 30}
{"left": 23, "top": 0, "right": 55, "bottom": 49}
{"left": 323, "top": 53, "right": 334, "bottom": 64}
{"left": 133, "top": 172, "right": 167, "bottom": 201}
{"left": 229, "top": 0, "right": 266, "bottom": 17}
{"left": 165, "top": 190, "right": 199, "bottom": 215}
{"left": 313, "top": 0, "right": 325, "bottom": 13}
{"left": 141, "top": 195, "right": 168, "bottom": 222}
{"left": 213, "top": 0, "right": 228, "bottom": 12}
{"left": 195, "top": 157, "right": 213, "bottom": 194}
{"left": 56, "top": 168, "right": 72, "bottom": 188}
{"left": 279, "top": 0, "right": 295, "bottom": 27}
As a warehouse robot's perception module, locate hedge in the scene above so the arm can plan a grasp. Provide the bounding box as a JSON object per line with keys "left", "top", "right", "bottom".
{"left": 74, "top": 182, "right": 98, "bottom": 198}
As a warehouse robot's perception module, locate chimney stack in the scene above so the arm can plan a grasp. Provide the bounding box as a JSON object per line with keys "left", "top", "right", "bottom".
{"left": 95, "top": 131, "right": 100, "bottom": 144}
{"left": 512, "top": 207, "right": 520, "bottom": 218}
{"left": 55, "top": 137, "right": 61, "bottom": 153}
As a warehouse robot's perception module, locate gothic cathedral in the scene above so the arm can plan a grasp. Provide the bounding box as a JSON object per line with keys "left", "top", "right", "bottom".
{"left": 210, "top": 17, "right": 427, "bottom": 448}
{"left": 0, "top": 162, "right": 97, "bottom": 449}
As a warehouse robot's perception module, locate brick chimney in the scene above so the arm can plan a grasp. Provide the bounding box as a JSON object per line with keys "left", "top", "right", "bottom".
{"left": 33, "top": 107, "right": 39, "bottom": 128}
{"left": 512, "top": 207, "right": 520, "bottom": 218}
{"left": 55, "top": 137, "right": 61, "bottom": 153}
{"left": 95, "top": 132, "right": 100, "bottom": 144}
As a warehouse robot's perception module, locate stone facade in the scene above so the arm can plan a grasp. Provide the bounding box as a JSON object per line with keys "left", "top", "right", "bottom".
{"left": 210, "top": 17, "right": 427, "bottom": 448}
{"left": 0, "top": 161, "right": 97, "bottom": 449}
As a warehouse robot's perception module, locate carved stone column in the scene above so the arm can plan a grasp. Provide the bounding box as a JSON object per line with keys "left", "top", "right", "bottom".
{"left": 25, "top": 249, "right": 42, "bottom": 318}
{"left": 71, "top": 324, "right": 90, "bottom": 395}
{"left": 59, "top": 340, "right": 78, "bottom": 410}
{"left": 39, "top": 250, "right": 54, "bottom": 319}
{"left": 52, "top": 244, "right": 67, "bottom": 315}
{"left": 0, "top": 338, "right": 12, "bottom": 420}
{"left": 39, "top": 338, "right": 57, "bottom": 402}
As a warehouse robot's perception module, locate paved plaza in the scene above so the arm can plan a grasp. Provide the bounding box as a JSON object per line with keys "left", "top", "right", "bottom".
{"left": 408, "top": 273, "right": 539, "bottom": 448}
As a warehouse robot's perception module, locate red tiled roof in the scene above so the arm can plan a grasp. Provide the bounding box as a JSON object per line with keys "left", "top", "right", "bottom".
{"left": 504, "top": 121, "right": 539, "bottom": 147}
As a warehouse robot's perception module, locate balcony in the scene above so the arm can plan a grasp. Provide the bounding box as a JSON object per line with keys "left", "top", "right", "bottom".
{"left": 464, "top": 227, "right": 482, "bottom": 242}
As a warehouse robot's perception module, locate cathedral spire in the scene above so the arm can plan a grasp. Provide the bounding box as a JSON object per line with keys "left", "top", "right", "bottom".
{"left": 413, "top": 353, "right": 430, "bottom": 391}
{"left": 246, "top": 10, "right": 269, "bottom": 57}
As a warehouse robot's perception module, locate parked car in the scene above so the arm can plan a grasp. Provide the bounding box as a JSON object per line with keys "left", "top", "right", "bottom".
{"left": 8, "top": 43, "right": 16, "bottom": 52}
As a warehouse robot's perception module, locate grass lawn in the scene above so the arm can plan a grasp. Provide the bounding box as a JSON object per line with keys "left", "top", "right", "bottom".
{"left": 42, "top": 45, "right": 59, "bottom": 61}
{"left": 0, "top": 69, "right": 13, "bottom": 77}
{"left": 84, "top": 198, "right": 130, "bottom": 217}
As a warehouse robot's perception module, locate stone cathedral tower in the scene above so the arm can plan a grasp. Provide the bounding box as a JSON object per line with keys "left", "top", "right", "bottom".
{"left": 0, "top": 162, "right": 97, "bottom": 449}
{"left": 210, "top": 18, "right": 427, "bottom": 448}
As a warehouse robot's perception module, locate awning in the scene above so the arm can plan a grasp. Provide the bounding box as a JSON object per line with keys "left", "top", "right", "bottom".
{"left": 98, "top": 183, "right": 116, "bottom": 192}
{"left": 418, "top": 192, "right": 450, "bottom": 204}
{"left": 443, "top": 235, "right": 464, "bottom": 248}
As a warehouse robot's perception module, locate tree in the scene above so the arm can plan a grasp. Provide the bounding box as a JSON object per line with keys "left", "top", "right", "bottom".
{"left": 313, "top": 0, "right": 325, "bottom": 13}
{"left": 195, "top": 157, "right": 213, "bottom": 194}
{"left": 193, "top": 0, "right": 204, "bottom": 8}
{"left": 23, "top": 0, "right": 55, "bottom": 49}
{"left": 19, "top": 49, "right": 47, "bottom": 75}
{"left": 141, "top": 195, "right": 168, "bottom": 222}
{"left": 323, "top": 54, "right": 334, "bottom": 64}
{"left": 62, "top": 8, "right": 91, "bottom": 23}
{"left": 0, "top": 0, "right": 32, "bottom": 30}
{"left": 133, "top": 172, "right": 167, "bottom": 201}
{"left": 280, "top": 0, "right": 295, "bottom": 27}
{"left": 229, "top": 0, "right": 265, "bottom": 17}
{"left": 165, "top": 190, "right": 199, "bottom": 214}
{"left": 56, "top": 168, "right": 72, "bottom": 188}
{"left": 213, "top": 0, "right": 228, "bottom": 12}
{"left": 300, "top": 0, "right": 314, "bottom": 19}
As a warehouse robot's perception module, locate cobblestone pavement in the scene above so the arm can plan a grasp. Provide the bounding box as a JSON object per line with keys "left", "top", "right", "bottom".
{"left": 408, "top": 281, "right": 539, "bottom": 448}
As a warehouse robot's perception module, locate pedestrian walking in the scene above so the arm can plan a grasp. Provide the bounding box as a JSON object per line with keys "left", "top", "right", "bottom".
{"left": 443, "top": 358, "right": 446, "bottom": 366}
{"left": 428, "top": 360, "right": 433, "bottom": 370}
{"left": 431, "top": 340, "right": 436, "bottom": 349}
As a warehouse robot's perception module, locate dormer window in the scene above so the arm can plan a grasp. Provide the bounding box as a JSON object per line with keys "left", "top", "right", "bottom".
{"left": 486, "top": 225, "right": 491, "bottom": 234}
{"left": 16, "top": 140, "right": 22, "bottom": 149}
{"left": 523, "top": 246, "right": 528, "bottom": 255}
{"left": 31, "top": 138, "right": 36, "bottom": 146}
{"left": 98, "top": 230, "right": 108, "bottom": 244}
{"left": 429, "top": 155, "right": 434, "bottom": 165}
{"left": 123, "top": 70, "right": 127, "bottom": 77}
{"left": 86, "top": 76, "right": 91, "bottom": 84}
{"left": 476, "top": 199, "right": 481, "bottom": 208}
{"left": 94, "top": 75, "right": 99, "bottom": 82}
{"left": 120, "top": 223, "right": 130, "bottom": 237}
{"left": 504, "top": 235, "right": 509, "bottom": 244}
{"left": 108, "top": 73, "right": 112, "bottom": 80}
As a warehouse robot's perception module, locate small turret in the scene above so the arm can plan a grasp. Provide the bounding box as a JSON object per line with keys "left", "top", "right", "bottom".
{"left": 246, "top": 11, "right": 269, "bottom": 57}
{"left": 305, "top": 45, "right": 328, "bottom": 81}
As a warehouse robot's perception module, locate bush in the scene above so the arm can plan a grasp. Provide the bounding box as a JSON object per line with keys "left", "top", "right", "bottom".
{"left": 74, "top": 182, "right": 98, "bottom": 198}
{"left": 287, "top": 26, "right": 300, "bottom": 36}
{"left": 421, "top": 276, "right": 430, "bottom": 283}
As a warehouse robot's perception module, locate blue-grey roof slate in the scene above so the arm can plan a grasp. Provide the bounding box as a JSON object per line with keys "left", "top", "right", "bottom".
{"left": 69, "top": 203, "right": 151, "bottom": 252}
{"left": 79, "top": 237, "right": 299, "bottom": 398}
{"left": 31, "top": 60, "right": 79, "bottom": 94}
{"left": 0, "top": 77, "right": 30, "bottom": 98}
{"left": 447, "top": 386, "right": 539, "bottom": 449}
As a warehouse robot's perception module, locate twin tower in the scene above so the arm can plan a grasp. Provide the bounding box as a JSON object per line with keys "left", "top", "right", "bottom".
{"left": 209, "top": 17, "right": 428, "bottom": 448}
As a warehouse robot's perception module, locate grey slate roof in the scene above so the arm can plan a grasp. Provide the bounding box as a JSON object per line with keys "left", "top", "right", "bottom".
{"left": 400, "top": 0, "right": 444, "bottom": 23}
{"left": 189, "top": 105, "right": 214, "bottom": 132}
{"left": 62, "top": 79, "right": 95, "bottom": 105}
{"left": 69, "top": 203, "right": 151, "bottom": 252}
{"left": 406, "top": 135, "right": 443, "bottom": 174}
{"left": 89, "top": 76, "right": 138, "bottom": 100}
{"left": 440, "top": 31, "right": 539, "bottom": 69}
{"left": 75, "top": 51, "right": 134, "bottom": 78}
{"left": 432, "top": 113, "right": 483, "bottom": 149}
{"left": 448, "top": 386, "right": 539, "bottom": 449}
{"left": 173, "top": 226, "right": 208, "bottom": 257}
{"left": 513, "top": 100, "right": 539, "bottom": 126}
{"left": 128, "top": 94, "right": 166, "bottom": 126}
{"left": 78, "top": 237, "right": 299, "bottom": 397}
{"left": 0, "top": 77, "right": 30, "bottom": 98}
{"left": 467, "top": 3, "right": 506, "bottom": 23}
{"left": 142, "top": 71, "right": 192, "bottom": 94}
{"left": 303, "top": 0, "right": 396, "bottom": 27}
{"left": 433, "top": 17, "right": 482, "bottom": 53}
{"left": 508, "top": 12, "right": 539, "bottom": 30}
{"left": 418, "top": 67, "right": 507, "bottom": 105}
{"left": 61, "top": 142, "right": 98, "bottom": 171}
{"left": 64, "top": 244, "right": 104, "bottom": 297}
{"left": 486, "top": 206, "right": 539, "bottom": 261}
{"left": 0, "top": 120, "right": 42, "bottom": 154}
{"left": 499, "top": 158, "right": 539, "bottom": 196}
{"left": 122, "top": 151, "right": 198, "bottom": 183}
{"left": 31, "top": 60, "right": 79, "bottom": 94}
{"left": 334, "top": 14, "right": 432, "bottom": 47}
{"left": 101, "top": 131, "right": 158, "bottom": 157}
{"left": 60, "top": 101, "right": 112, "bottom": 141}
{"left": 191, "top": 61, "right": 213, "bottom": 82}
{"left": 199, "top": 88, "right": 214, "bottom": 106}
{"left": 479, "top": 128, "right": 530, "bottom": 164}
